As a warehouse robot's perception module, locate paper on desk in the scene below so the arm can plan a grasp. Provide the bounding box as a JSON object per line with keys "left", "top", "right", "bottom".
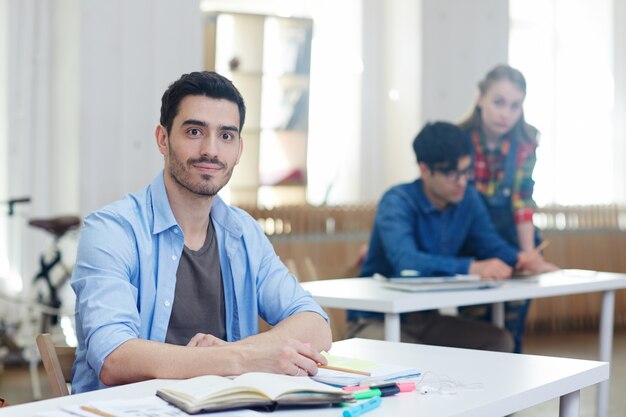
{"left": 312, "top": 352, "right": 420, "bottom": 386}
{"left": 55, "top": 396, "right": 262, "bottom": 417}
{"left": 33, "top": 411, "right": 78, "bottom": 417}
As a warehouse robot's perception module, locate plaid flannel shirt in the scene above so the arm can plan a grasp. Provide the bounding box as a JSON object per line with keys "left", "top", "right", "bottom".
{"left": 470, "top": 129, "right": 537, "bottom": 224}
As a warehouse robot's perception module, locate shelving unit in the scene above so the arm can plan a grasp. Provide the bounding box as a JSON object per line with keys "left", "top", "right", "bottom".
{"left": 204, "top": 12, "right": 313, "bottom": 206}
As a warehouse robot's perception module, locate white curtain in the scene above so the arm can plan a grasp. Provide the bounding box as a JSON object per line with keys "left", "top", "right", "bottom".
{"left": 510, "top": 0, "right": 624, "bottom": 205}
{"left": 0, "top": 0, "right": 53, "bottom": 298}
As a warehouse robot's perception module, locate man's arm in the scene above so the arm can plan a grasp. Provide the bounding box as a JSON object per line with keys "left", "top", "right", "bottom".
{"left": 238, "top": 312, "right": 331, "bottom": 352}
{"left": 100, "top": 328, "right": 327, "bottom": 386}
{"left": 516, "top": 221, "right": 536, "bottom": 253}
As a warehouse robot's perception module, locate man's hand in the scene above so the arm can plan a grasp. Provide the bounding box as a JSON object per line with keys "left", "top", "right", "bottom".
{"left": 516, "top": 251, "right": 559, "bottom": 274}
{"left": 186, "top": 333, "right": 328, "bottom": 376}
{"left": 469, "top": 258, "right": 513, "bottom": 280}
{"left": 234, "top": 338, "right": 327, "bottom": 377}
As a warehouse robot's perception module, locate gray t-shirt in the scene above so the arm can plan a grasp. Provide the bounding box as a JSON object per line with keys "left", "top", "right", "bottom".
{"left": 165, "top": 218, "right": 226, "bottom": 345}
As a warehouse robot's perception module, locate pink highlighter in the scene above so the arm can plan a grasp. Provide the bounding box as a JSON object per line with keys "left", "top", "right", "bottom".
{"left": 342, "top": 381, "right": 416, "bottom": 393}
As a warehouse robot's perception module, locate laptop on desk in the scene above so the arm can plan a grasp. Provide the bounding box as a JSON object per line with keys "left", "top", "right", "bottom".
{"left": 373, "top": 273, "right": 502, "bottom": 292}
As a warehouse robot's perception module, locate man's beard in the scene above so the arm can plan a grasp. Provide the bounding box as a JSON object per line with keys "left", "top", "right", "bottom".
{"left": 168, "top": 150, "right": 234, "bottom": 197}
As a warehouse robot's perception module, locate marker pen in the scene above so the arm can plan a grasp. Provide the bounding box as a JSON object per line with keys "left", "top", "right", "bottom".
{"left": 352, "top": 388, "right": 381, "bottom": 400}
{"left": 342, "top": 385, "right": 370, "bottom": 393}
{"left": 396, "top": 381, "right": 417, "bottom": 392}
{"left": 342, "top": 396, "right": 382, "bottom": 417}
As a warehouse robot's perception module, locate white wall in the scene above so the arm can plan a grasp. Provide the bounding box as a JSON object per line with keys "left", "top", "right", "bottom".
{"left": 421, "top": 0, "right": 509, "bottom": 124}
{"left": 79, "top": 0, "right": 203, "bottom": 214}
{"left": 0, "top": 0, "right": 202, "bottom": 294}
{"left": 4, "top": 0, "right": 54, "bottom": 291}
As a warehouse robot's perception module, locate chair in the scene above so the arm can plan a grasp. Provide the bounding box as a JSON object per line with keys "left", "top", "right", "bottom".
{"left": 287, "top": 257, "right": 346, "bottom": 341}
{"left": 35, "top": 333, "right": 75, "bottom": 397}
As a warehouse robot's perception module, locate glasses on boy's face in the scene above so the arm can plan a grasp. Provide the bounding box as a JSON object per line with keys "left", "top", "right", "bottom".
{"left": 433, "top": 166, "right": 474, "bottom": 182}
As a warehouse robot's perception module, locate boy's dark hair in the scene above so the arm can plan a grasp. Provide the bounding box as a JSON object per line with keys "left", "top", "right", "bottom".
{"left": 412, "top": 121, "right": 471, "bottom": 171}
{"left": 160, "top": 71, "right": 246, "bottom": 134}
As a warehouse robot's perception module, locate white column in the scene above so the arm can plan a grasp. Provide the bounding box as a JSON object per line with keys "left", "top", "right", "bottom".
{"left": 360, "top": 0, "right": 421, "bottom": 202}
{"left": 614, "top": 0, "right": 626, "bottom": 203}
{"left": 0, "top": 0, "right": 10, "bottom": 292}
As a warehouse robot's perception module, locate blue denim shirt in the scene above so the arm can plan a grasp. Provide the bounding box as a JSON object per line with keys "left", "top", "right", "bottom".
{"left": 71, "top": 172, "right": 328, "bottom": 393}
{"left": 349, "top": 179, "right": 518, "bottom": 320}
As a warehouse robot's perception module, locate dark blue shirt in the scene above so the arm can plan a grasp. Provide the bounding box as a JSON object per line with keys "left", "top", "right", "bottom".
{"left": 361, "top": 179, "right": 518, "bottom": 278}
{"left": 349, "top": 180, "right": 518, "bottom": 321}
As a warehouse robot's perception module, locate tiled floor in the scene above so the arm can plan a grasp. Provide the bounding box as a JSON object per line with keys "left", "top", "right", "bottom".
{"left": 1, "top": 330, "right": 625, "bottom": 415}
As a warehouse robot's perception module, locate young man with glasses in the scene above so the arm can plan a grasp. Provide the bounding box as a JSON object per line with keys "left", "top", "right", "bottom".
{"left": 346, "top": 122, "right": 552, "bottom": 351}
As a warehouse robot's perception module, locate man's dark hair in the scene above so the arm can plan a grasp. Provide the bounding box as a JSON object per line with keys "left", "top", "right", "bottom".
{"left": 412, "top": 121, "right": 471, "bottom": 171}
{"left": 160, "top": 71, "right": 246, "bottom": 134}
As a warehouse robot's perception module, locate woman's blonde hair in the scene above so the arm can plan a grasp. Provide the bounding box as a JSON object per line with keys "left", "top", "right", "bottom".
{"left": 458, "top": 64, "right": 538, "bottom": 145}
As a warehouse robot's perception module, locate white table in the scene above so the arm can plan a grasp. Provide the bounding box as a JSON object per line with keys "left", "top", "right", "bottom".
{"left": 0, "top": 338, "right": 608, "bottom": 417}
{"left": 301, "top": 270, "right": 626, "bottom": 417}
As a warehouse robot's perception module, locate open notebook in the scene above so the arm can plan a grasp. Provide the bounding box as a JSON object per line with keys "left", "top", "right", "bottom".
{"left": 373, "top": 273, "right": 501, "bottom": 292}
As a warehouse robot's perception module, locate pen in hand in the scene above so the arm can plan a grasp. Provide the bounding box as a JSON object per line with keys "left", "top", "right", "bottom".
{"left": 531, "top": 240, "right": 550, "bottom": 256}
{"left": 318, "top": 364, "right": 371, "bottom": 376}
{"left": 516, "top": 240, "right": 550, "bottom": 270}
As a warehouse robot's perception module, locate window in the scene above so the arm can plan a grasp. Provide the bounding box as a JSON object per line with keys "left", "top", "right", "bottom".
{"left": 510, "top": 0, "right": 616, "bottom": 205}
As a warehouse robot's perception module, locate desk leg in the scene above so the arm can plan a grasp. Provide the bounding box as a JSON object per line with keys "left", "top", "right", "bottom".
{"left": 384, "top": 313, "right": 401, "bottom": 342}
{"left": 492, "top": 302, "right": 505, "bottom": 328}
{"left": 597, "top": 290, "right": 615, "bottom": 417}
{"left": 559, "top": 390, "right": 580, "bottom": 417}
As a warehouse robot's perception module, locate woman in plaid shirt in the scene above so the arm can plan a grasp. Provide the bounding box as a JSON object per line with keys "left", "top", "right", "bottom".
{"left": 458, "top": 64, "right": 557, "bottom": 352}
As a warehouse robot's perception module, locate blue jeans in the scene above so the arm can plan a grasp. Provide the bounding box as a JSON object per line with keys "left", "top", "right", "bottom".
{"left": 477, "top": 197, "right": 539, "bottom": 354}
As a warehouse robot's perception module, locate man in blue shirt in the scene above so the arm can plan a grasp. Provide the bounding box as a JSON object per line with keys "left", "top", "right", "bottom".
{"left": 348, "top": 122, "right": 550, "bottom": 351}
{"left": 71, "top": 72, "right": 331, "bottom": 393}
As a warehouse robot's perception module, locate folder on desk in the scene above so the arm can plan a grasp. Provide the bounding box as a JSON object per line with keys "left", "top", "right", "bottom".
{"left": 373, "top": 273, "right": 501, "bottom": 292}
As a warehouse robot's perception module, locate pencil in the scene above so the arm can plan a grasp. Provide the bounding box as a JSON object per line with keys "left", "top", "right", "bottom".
{"left": 80, "top": 406, "right": 118, "bottom": 417}
{"left": 319, "top": 364, "right": 371, "bottom": 376}
{"left": 533, "top": 240, "right": 550, "bottom": 254}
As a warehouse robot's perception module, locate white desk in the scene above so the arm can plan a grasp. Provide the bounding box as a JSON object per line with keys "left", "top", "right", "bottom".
{"left": 301, "top": 270, "right": 626, "bottom": 417}
{"left": 0, "top": 338, "right": 608, "bottom": 417}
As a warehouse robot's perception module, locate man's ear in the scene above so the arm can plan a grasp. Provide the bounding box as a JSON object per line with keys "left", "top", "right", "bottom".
{"left": 234, "top": 136, "right": 244, "bottom": 166}
{"left": 418, "top": 162, "right": 430, "bottom": 178}
{"left": 155, "top": 125, "right": 168, "bottom": 157}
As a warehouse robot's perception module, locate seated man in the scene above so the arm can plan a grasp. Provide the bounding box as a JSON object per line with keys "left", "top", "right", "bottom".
{"left": 71, "top": 71, "right": 331, "bottom": 393}
{"left": 347, "top": 121, "right": 552, "bottom": 352}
